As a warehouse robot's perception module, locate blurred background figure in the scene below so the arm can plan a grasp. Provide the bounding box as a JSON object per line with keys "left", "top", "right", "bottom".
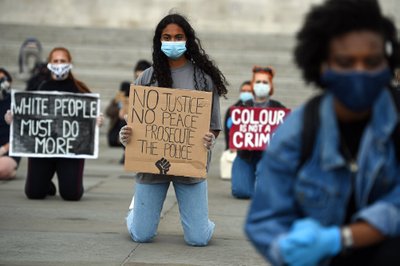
{"left": 106, "top": 81, "right": 130, "bottom": 148}
{"left": 231, "top": 66, "right": 285, "bottom": 199}
{"left": 220, "top": 80, "right": 252, "bottom": 180}
{"left": 119, "top": 59, "right": 152, "bottom": 120}
{"left": 12, "top": 47, "right": 103, "bottom": 201}
{"left": 105, "top": 59, "right": 151, "bottom": 164}
{"left": 132, "top": 60, "right": 152, "bottom": 83}
{"left": 25, "top": 62, "right": 51, "bottom": 91}
{"left": 0, "top": 68, "right": 20, "bottom": 180}
{"left": 18, "top": 37, "right": 43, "bottom": 81}
{"left": 223, "top": 80, "right": 252, "bottom": 150}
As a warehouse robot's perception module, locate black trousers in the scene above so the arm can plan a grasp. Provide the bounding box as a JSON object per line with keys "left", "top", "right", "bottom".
{"left": 330, "top": 237, "right": 400, "bottom": 266}
{"left": 25, "top": 157, "right": 85, "bottom": 201}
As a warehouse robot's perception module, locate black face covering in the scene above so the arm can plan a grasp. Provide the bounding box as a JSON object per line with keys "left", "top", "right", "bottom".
{"left": 0, "top": 77, "right": 11, "bottom": 100}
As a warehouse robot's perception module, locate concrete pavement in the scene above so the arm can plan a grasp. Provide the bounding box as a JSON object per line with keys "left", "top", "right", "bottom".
{"left": 0, "top": 134, "right": 267, "bottom": 266}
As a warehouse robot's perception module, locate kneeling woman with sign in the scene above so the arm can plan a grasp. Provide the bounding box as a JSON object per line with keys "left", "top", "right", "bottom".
{"left": 6, "top": 47, "right": 103, "bottom": 201}
{"left": 231, "top": 66, "right": 286, "bottom": 199}
{"left": 119, "top": 13, "right": 227, "bottom": 246}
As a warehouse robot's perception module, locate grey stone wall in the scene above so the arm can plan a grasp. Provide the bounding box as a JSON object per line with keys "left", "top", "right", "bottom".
{"left": 0, "top": 0, "right": 398, "bottom": 34}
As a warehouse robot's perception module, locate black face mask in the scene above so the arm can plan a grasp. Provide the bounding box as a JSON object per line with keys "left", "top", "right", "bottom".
{"left": 321, "top": 67, "right": 392, "bottom": 112}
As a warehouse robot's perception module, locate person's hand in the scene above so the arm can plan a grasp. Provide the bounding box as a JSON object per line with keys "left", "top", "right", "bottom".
{"left": 4, "top": 110, "right": 13, "bottom": 125}
{"left": 203, "top": 132, "right": 216, "bottom": 150}
{"left": 119, "top": 125, "right": 132, "bottom": 147}
{"left": 0, "top": 145, "right": 7, "bottom": 156}
{"left": 279, "top": 218, "right": 341, "bottom": 266}
{"left": 96, "top": 112, "right": 104, "bottom": 127}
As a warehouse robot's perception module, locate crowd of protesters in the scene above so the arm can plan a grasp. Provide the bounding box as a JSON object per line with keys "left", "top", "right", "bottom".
{"left": 2, "top": 0, "right": 400, "bottom": 264}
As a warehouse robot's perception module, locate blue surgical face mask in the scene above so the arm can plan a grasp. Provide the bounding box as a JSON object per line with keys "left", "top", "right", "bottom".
{"left": 253, "top": 83, "right": 271, "bottom": 98}
{"left": 161, "top": 41, "right": 187, "bottom": 60}
{"left": 321, "top": 67, "right": 392, "bottom": 111}
{"left": 239, "top": 92, "right": 254, "bottom": 102}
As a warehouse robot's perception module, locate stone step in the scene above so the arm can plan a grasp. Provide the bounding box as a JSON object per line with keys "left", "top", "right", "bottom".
{"left": 0, "top": 23, "right": 314, "bottom": 109}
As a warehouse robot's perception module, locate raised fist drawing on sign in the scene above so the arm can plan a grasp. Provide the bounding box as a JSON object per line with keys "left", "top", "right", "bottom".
{"left": 155, "top": 157, "right": 171, "bottom": 175}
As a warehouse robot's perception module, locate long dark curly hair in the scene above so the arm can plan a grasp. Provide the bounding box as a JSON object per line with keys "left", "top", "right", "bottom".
{"left": 150, "top": 13, "right": 228, "bottom": 96}
{"left": 294, "top": 0, "right": 400, "bottom": 89}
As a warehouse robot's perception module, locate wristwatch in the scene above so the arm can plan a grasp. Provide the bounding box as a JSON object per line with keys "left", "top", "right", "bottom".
{"left": 341, "top": 226, "right": 354, "bottom": 249}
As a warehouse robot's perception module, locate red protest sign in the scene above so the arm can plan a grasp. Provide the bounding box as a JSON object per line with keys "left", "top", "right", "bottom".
{"left": 229, "top": 107, "right": 290, "bottom": 150}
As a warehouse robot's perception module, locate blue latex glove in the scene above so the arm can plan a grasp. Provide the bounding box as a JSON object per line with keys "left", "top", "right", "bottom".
{"left": 279, "top": 218, "right": 341, "bottom": 266}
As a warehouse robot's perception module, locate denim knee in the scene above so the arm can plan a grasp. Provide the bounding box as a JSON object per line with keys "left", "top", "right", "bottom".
{"left": 129, "top": 227, "right": 156, "bottom": 243}
{"left": 183, "top": 221, "right": 215, "bottom": 246}
{"left": 126, "top": 210, "right": 157, "bottom": 243}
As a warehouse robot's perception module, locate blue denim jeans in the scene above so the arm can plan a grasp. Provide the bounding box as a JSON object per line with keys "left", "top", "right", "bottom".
{"left": 231, "top": 155, "right": 258, "bottom": 199}
{"left": 126, "top": 180, "right": 215, "bottom": 246}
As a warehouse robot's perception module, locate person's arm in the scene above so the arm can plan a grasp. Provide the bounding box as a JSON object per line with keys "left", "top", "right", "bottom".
{"left": 207, "top": 88, "right": 222, "bottom": 144}
{"left": 347, "top": 222, "right": 385, "bottom": 248}
{"left": 0, "top": 143, "right": 9, "bottom": 156}
{"left": 210, "top": 129, "right": 219, "bottom": 138}
{"left": 4, "top": 110, "right": 12, "bottom": 125}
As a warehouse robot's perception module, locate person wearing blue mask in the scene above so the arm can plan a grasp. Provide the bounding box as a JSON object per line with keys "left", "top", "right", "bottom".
{"left": 219, "top": 81, "right": 252, "bottom": 180}
{"left": 231, "top": 66, "right": 285, "bottom": 199}
{"left": 245, "top": 0, "right": 400, "bottom": 265}
{"left": 223, "top": 80, "right": 252, "bottom": 150}
{"left": 119, "top": 13, "right": 228, "bottom": 246}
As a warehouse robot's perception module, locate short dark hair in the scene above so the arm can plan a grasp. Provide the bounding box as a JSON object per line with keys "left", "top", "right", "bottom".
{"left": 294, "top": 0, "right": 400, "bottom": 88}
{"left": 120, "top": 81, "right": 131, "bottom": 96}
{"left": 0, "top": 68, "right": 12, "bottom": 82}
{"left": 240, "top": 80, "right": 251, "bottom": 90}
{"left": 134, "top": 60, "right": 151, "bottom": 72}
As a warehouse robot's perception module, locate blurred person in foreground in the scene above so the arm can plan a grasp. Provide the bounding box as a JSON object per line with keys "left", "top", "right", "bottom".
{"left": 245, "top": 0, "right": 400, "bottom": 265}
{"left": 0, "top": 68, "right": 20, "bottom": 180}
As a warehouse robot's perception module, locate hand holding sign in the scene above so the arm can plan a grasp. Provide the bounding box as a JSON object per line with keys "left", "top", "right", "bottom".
{"left": 4, "top": 110, "right": 12, "bottom": 125}
{"left": 203, "top": 132, "right": 216, "bottom": 150}
{"left": 119, "top": 125, "right": 132, "bottom": 147}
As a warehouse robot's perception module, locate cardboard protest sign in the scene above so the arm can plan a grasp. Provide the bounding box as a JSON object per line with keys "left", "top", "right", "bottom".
{"left": 229, "top": 106, "right": 290, "bottom": 150}
{"left": 125, "top": 85, "right": 212, "bottom": 178}
{"left": 9, "top": 90, "right": 100, "bottom": 158}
